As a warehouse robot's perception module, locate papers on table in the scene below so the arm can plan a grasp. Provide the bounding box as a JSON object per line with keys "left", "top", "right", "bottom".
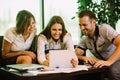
{"left": 5, "top": 64, "right": 92, "bottom": 76}
{"left": 7, "top": 64, "right": 44, "bottom": 72}
{"left": 26, "top": 65, "right": 91, "bottom": 76}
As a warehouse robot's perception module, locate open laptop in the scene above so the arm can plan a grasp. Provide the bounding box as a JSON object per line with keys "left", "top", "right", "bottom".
{"left": 49, "top": 50, "right": 76, "bottom": 68}
{"left": 6, "top": 64, "right": 44, "bottom": 72}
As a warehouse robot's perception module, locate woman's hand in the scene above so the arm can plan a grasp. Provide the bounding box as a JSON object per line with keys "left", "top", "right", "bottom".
{"left": 43, "top": 60, "right": 49, "bottom": 66}
{"left": 71, "top": 58, "right": 78, "bottom": 68}
{"left": 22, "top": 51, "right": 36, "bottom": 60}
{"left": 45, "top": 54, "right": 49, "bottom": 60}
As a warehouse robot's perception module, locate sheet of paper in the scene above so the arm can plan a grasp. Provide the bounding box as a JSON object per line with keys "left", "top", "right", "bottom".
{"left": 52, "top": 65, "right": 89, "bottom": 73}
{"left": 27, "top": 65, "right": 90, "bottom": 75}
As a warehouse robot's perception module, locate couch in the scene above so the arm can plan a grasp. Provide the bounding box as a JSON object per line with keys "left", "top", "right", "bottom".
{"left": 0, "top": 35, "right": 38, "bottom": 67}
{"left": 0, "top": 36, "right": 5, "bottom": 67}
{"left": 0, "top": 36, "right": 3, "bottom": 58}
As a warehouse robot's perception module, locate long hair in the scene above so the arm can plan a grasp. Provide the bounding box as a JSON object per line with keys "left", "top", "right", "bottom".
{"left": 40, "top": 16, "right": 67, "bottom": 42}
{"left": 16, "top": 10, "right": 36, "bottom": 34}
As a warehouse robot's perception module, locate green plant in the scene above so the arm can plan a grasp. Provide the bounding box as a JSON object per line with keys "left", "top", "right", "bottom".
{"left": 77, "top": 0, "right": 120, "bottom": 29}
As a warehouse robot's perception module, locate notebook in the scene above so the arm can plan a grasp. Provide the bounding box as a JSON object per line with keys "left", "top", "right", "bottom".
{"left": 6, "top": 64, "right": 44, "bottom": 72}
{"left": 49, "top": 50, "right": 76, "bottom": 68}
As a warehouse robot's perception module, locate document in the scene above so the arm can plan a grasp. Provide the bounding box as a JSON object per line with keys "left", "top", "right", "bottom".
{"left": 50, "top": 65, "right": 89, "bottom": 73}
{"left": 7, "top": 64, "right": 44, "bottom": 72}
{"left": 27, "top": 65, "right": 90, "bottom": 75}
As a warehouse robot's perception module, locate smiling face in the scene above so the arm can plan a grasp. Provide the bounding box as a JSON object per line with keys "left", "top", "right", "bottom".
{"left": 50, "top": 23, "right": 62, "bottom": 40}
{"left": 27, "top": 17, "right": 35, "bottom": 33}
{"left": 23, "top": 17, "right": 35, "bottom": 35}
{"left": 79, "top": 16, "right": 96, "bottom": 38}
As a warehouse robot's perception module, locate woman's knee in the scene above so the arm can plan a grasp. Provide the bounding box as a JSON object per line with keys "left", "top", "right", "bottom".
{"left": 16, "top": 56, "right": 32, "bottom": 64}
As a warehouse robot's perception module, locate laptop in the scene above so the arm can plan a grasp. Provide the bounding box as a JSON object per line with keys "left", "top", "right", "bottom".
{"left": 49, "top": 50, "right": 76, "bottom": 68}
{"left": 6, "top": 64, "right": 44, "bottom": 72}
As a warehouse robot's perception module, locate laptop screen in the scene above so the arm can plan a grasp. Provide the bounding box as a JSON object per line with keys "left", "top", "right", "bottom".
{"left": 49, "top": 50, "right": 76, "bottom": 68}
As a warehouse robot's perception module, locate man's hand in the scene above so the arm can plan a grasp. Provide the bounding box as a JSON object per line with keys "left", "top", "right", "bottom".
{"left": 93, "top": 60, "right": 112, "bottom": 68}
{"left": 83, "top": 57, "right": 97, "bottom": 65}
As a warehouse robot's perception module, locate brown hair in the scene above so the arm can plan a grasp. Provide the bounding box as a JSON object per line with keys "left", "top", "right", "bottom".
{"left": 40, "top": 16, "right": 67, "bottom": 42}
{"left": 16, "top": 10, "right": 36, "bottom": 34}
{"left": 78, "top": 10, "right": 96, "bottom": 20}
